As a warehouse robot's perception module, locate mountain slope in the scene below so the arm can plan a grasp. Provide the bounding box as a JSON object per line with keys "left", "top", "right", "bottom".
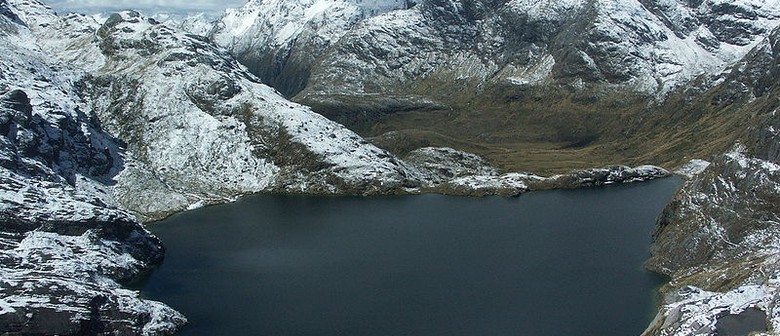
{"left": 213, "top": 0, "right": 780, "bottom": 174}
{"left": 643, "top": 25, "right": 780, "bottom": 336}
{"left": 0, "top": 1, "right": 184, "bottom": 334}
{"left": 211, "top": 0, "right": 411, "bottom": 97}
{"left": 17, "top": 6, "right": 429, "bottom": 221}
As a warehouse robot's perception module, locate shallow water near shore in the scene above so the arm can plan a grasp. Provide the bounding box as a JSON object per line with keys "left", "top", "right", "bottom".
{"left": 141, "top": 177, "right": 682, "bottom": 336}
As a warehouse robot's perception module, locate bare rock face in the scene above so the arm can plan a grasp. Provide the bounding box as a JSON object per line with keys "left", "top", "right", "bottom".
{"left": 404, "top": 146, "right": 499, "bottom": 183}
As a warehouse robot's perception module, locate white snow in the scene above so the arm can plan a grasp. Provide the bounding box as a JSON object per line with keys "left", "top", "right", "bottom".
{"left": 507, "top": 55, "right": 556, "bottom": 86}
{"left": 675, "top": 159, "right": 713, "bottom": 178}
{"left": 652, "top": 266, "right": 780, "bottom": 336}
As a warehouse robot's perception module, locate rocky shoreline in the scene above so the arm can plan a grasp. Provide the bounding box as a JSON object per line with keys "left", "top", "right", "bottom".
{"left": 407, "top": 147, "right": 671, "bottom": 196}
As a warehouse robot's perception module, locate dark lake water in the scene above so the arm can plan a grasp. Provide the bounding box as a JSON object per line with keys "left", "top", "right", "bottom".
{"left": 141, "top": 177, "right": 682, "bottom": 336}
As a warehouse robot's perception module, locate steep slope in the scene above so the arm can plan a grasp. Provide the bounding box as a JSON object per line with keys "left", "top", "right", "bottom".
{"left": 211, "top": 0, "right": 411, "bottom": 97}
{"left": 17, "top": 6, "right": 427, "bottom": 221}
{"left": 293, "top": 0, "right": 779, "bottom": 102}
{"left": 0, "top": 1, "right": 184, "bottom": 334}
{"left": 643, "top": 25, "right": 780, "bottom": 336}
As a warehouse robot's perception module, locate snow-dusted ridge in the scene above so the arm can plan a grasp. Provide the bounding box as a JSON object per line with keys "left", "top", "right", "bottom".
{"left": 645, "top": 148, "right": 780, "bottom": 335}
{"left": 18, "top": 7, "right": 430, "bottom": 221}
{"left": 211, "top": 0, "right": 780, "bottom": 112}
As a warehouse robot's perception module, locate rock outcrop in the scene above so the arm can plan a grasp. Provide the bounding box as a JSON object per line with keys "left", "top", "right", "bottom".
{"left": 406, "top": 147, "right": 670, "bottom": 196}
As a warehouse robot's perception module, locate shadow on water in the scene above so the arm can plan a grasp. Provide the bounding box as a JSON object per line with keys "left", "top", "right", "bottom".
{"left": 716, "top": 308, "right": 769, "bottom": 336}
{"left": 140, "top": 177, "right": 683, "bottom": 336}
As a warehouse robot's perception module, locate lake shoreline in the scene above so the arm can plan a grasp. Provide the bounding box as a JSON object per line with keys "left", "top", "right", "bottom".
{"left": 143, "top": 177, "right": 682, "bottom": 336}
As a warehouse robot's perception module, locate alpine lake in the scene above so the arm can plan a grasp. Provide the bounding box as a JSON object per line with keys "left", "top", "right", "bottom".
{"left": 140, "top": 177, "right": 683, "bottom": 336}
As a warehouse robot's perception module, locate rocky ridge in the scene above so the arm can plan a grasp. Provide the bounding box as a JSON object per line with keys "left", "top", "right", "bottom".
{"left": 211, "top": 0, "right": 413, "bottom": 97}
{"left": 25, "top": 5, "right": 430, "bottom": 221}
{"left": 214, "top": 0, "right": 780, "bottom": 112}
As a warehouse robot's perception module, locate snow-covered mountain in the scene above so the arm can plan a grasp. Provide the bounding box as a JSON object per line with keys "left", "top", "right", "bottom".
{"left": 214, "top": 0, "right": 780, "bottom": 109}
{"left": 14, "top": 4, "right": 434, "bottom": 221}
{"left": 211, "top": 0, "right": 414, "bottom": 97}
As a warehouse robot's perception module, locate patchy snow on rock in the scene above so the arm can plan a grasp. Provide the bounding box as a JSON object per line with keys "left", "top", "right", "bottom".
{"left": 214, "top": 0, "right": 402, "bottom": 51}
{"left": 1, "top": 2, "right": 185, "bottom": 334}
{"left": 650, "top": 282, "right": 777, "bottom": 336}
{"left": 5, "top": 7, "right": 426, "bottom": 220}
{"left": 646, "top": 143, "right": 780, "bottom": 335}
{"left": 675, "top": 159, "right": 713, "bottom": 178}
{"left": 155, "top": 12, "right": 217, "bottom": 37}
